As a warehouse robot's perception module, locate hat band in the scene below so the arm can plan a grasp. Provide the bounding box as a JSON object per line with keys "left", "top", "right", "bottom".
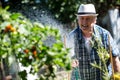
{"left": 77, "top": 12, "right": 96, "bottom": 15}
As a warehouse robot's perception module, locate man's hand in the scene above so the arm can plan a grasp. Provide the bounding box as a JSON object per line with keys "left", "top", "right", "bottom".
{"left": 4, "top": 75, "right": 12, "bottom": 80}
{"left": 113, "top": 56, "right": 120, "bottom": 72}
{"left": 71, "top": 59, "right": 79, "bottom": 68}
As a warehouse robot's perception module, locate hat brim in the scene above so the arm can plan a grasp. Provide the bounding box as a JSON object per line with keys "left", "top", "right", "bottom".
{"left": 76, "top": 13, "right": 98, "bottom": 16}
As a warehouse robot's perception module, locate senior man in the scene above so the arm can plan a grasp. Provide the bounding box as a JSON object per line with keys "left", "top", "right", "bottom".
{"left": 67, "top": 3, "right": 120, "bottom": 80}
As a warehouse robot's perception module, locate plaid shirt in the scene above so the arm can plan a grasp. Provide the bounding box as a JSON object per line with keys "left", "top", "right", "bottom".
{"left": 67, "top": 25, "right": 119, "bottom": 80}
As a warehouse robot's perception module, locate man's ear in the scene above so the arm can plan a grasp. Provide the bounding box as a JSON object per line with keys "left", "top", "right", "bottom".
{"left": 94, "top": 17, "right": 97, "bottom": 23}
{"left": 94, "top": 20, "right": 97, "bottom": 24}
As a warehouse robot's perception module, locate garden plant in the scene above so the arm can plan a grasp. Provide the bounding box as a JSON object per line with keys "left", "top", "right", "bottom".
{"left": 0, "top": 7, "right": 71, "bottom": 80}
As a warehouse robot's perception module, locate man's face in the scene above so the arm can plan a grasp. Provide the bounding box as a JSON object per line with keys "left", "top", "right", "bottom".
{"left": 78, "top": 16, "right": 96, "bottom": 34}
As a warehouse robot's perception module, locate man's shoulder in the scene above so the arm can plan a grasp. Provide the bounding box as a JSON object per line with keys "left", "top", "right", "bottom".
{"left": 94, "top": 24, "right": 110, "bottom": 34}
{"left": 67, "top": 27, "right": 79, "bottom": 40}
{"left": 69, "top": 27, "right": 80, "bottom": 36}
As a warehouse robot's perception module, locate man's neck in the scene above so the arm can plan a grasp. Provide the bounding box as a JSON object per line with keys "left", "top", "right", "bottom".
{"left": 83, "top": 32, "right": 92, "bottom": 38}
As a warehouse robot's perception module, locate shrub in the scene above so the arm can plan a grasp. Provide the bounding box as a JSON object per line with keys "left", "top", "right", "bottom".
{"left": 0, "top": 7, "right": 71, "bottom": 80}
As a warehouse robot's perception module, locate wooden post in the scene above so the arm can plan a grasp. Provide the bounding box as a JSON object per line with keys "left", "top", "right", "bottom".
{"left": 0, "top": 59, "right": 5, "bottom": 80}
{"left": 63, "top": 34, "right": 71, "bottom": 80}
{"left": 108, "top": 35, "right": 115, "bottom": 80}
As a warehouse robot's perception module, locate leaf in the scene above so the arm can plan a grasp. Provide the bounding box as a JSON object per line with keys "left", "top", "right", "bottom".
{"left": 5, "top": 6, "right": 10, "bottom": 10}
{"left": 10, "top": 13, "right": 21, "bottom": 20}
{"left": 18, "top": 70, "right": 27, "bottom": 80}
{"left": 90, "top": 62, "right": 102, "bottom": 71}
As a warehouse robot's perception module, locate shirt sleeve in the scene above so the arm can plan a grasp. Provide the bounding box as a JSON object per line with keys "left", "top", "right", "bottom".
{"left": 66, "top": 33, "right": 75, "bottom": 58}
{"left": 108, "top": 32, "right": 119, "bottom": 57}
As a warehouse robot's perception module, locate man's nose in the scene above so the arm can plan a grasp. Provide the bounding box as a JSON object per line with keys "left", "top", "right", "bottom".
{"left": 82, "top": 19, "right": 87, "bottom": 25}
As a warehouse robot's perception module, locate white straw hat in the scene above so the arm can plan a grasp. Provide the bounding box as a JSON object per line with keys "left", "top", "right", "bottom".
{"left": 77, "top": 4, "right": 98, "bottom": 16}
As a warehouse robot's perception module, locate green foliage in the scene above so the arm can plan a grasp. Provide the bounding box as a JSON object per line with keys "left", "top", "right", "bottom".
{"left": 45, "top": 0, "right": 120, "bottom": 23}
{"left": 90, "top": 37, "right": 110, "bottom": 80}
{"left": 0, "top": 7, "right": 71, "bottom": 80}
{"left": 46, "top": 0, "right": 81, "bottom": 23}
{"left": 1, "top": 0, "right": 119, "bottom": 24}
{"left": 91, "top": 47, "right": 110, "bottom": 80}
{"left": 18, "top": 70, "right": 27, "bottom": 80}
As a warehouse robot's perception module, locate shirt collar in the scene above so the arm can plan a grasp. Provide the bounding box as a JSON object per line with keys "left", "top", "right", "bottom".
{"left": 92, "top": 25, "right": 102, "bottom": 40}
{"left": 77, "top": 26, "right": 83, "bottom": 40}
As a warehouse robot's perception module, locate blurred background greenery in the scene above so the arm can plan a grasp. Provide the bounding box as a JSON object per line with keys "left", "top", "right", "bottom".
{"left": 0, "top": 0, "right": 120, "bottom": 29}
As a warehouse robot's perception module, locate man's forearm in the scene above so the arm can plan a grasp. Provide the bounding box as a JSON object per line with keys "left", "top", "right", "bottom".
{"left": 113, "top": 56, "right": 120, "bottom": 72}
